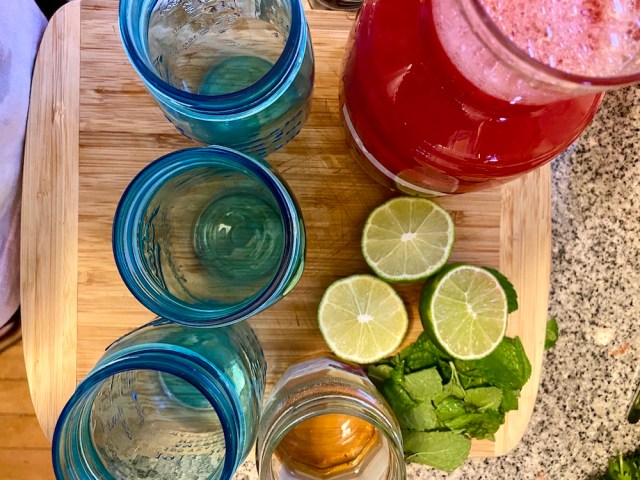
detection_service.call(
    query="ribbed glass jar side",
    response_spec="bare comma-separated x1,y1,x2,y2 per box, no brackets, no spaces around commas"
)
112,146,306,327
118,0,315,155
52,320,266,479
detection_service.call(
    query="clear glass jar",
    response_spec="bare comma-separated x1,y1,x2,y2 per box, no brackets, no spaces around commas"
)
112,146,306,327
119,0,315,157
256,356,406,479
52,319,266,479
340,0,640,195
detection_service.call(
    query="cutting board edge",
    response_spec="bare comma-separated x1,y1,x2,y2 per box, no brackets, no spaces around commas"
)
20,0,81,440
19,1,551,462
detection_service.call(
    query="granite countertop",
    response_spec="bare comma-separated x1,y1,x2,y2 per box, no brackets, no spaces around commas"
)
234,86,640,479
416,86,640,479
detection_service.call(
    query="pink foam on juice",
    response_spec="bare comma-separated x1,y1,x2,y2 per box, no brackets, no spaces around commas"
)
482,0,640,76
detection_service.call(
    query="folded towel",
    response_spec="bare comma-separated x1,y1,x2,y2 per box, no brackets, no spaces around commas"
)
0,0,47,329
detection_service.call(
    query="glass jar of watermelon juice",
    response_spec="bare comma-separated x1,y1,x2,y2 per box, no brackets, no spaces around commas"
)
341,0,640,195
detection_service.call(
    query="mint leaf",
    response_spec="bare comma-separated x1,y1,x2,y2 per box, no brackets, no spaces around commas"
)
482,266,518,313
465,387,503,411
545,318,559,350
435,379,466,404
442,409,504,441
598,448,640,480
389,363,405,384
397,402,441,431
368,364,394,387
454,337,531,391
457,370,489,389
434,362,467,405
603,452,640,480
404,431,471,473
381,378,416,413
398,333,452,372
434,397,467,422
500,390,520,413
404,368,443,402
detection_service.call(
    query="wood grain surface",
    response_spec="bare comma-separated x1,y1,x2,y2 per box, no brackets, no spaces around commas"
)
21,0,550,460
21,0,80,440
0,342,54,480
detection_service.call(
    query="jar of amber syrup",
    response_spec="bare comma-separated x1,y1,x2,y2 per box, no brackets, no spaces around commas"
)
256,355,406,479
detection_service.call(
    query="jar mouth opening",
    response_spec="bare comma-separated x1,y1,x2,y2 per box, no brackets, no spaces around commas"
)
112,146,304,327
258,396,406,480
466,0,640,88
118,0,307,114
52,347,243,479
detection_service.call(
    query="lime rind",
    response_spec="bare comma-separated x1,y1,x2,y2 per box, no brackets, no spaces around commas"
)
424,265,508,360
362,197,455,283
318,274,409,364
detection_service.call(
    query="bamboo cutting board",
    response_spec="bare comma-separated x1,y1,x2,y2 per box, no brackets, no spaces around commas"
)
21,0,550,460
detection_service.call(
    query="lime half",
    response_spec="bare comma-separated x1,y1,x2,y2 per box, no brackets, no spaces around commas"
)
420,264,509,360
362,197,454,282
318,275,409,364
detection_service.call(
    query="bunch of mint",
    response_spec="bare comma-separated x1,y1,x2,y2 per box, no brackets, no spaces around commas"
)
368,333,531,473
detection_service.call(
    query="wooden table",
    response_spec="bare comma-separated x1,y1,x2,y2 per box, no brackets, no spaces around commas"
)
21,0,550,461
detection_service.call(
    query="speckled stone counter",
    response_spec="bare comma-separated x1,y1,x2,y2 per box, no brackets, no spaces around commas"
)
233,86,640,480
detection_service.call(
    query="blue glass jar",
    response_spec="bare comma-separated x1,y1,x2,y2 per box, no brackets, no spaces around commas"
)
112,146,306,327
52,319,266,479
119,0,315,157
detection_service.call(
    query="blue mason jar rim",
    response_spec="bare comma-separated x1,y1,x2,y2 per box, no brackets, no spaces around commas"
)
112,146,304,327
52,345,245,479
118,0,308,116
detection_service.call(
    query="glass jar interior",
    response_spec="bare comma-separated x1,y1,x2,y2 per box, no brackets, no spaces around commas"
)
140,165,286,307
147,0,292,95
268,413,397,479
89,369,226,478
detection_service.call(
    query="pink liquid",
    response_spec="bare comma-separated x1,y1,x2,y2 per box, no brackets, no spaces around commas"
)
340,0,606,194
